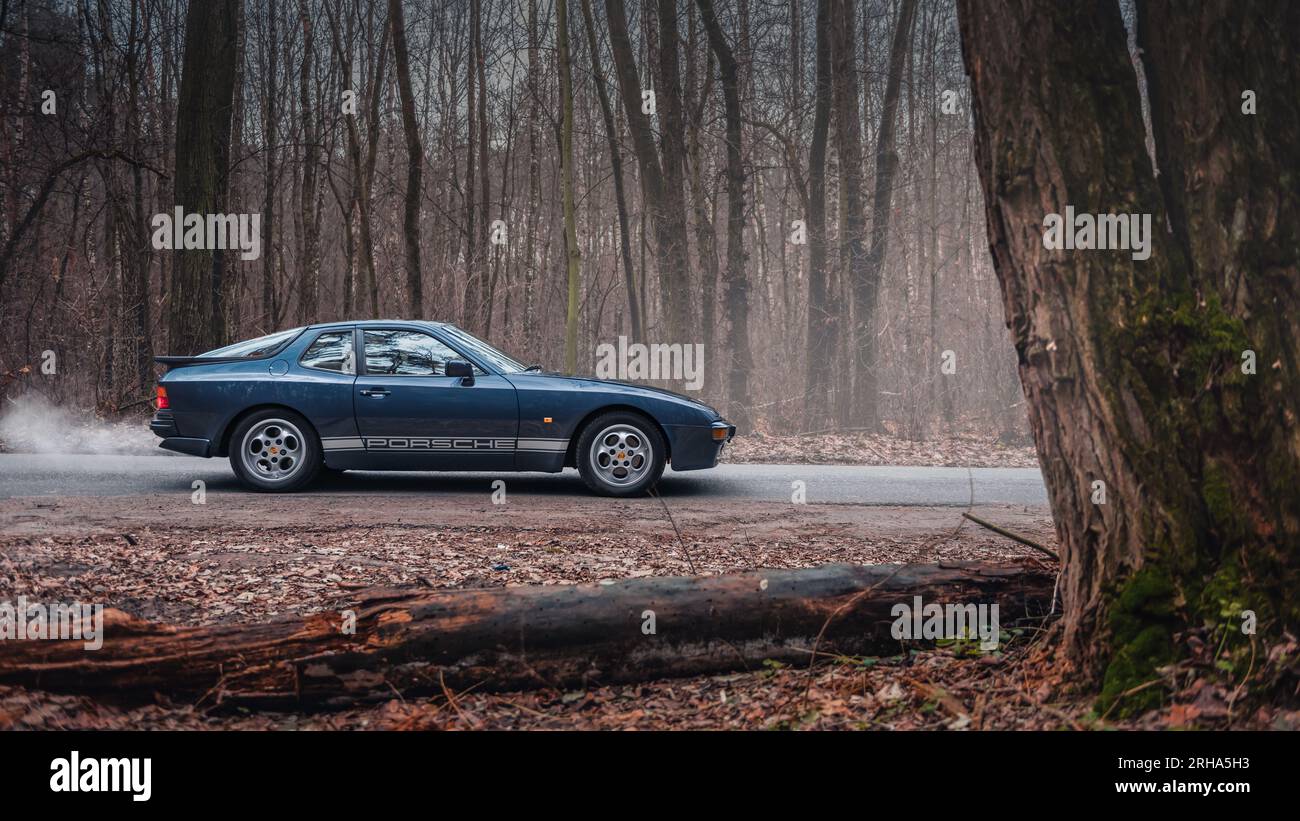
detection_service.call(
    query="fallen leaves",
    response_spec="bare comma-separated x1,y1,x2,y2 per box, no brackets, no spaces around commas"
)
13,484,1281,731
0,640,1116,731
724,431,1038,468
0,512,1052,628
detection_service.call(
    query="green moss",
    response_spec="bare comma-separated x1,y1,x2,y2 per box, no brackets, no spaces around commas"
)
1097,565,1179,717
1124,564,1171,606
1105,288,1247,413
1099,544,1276,718
1199,562,1247,621
1201,459,1250,545
1099,625,1175,715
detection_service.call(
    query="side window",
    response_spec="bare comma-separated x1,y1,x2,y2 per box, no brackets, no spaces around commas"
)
364,330,467,376
300,331,355,374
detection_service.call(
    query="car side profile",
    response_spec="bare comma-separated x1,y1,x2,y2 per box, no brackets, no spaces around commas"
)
149,320,736,496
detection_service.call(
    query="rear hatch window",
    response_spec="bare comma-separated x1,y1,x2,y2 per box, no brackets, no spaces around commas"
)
200,328,303,359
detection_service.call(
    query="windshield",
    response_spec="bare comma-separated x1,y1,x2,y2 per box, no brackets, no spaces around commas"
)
200,327,303,358
438,325,527,373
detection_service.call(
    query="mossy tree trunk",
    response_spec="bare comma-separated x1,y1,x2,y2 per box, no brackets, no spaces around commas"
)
958,0,1300,711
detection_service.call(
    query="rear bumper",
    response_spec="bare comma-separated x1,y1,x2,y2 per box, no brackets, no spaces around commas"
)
667,420,737,471
159,437,212,457
150,410,178,438
152,411,211,457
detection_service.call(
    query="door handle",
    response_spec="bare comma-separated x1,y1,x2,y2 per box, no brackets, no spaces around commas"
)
359,388,391,397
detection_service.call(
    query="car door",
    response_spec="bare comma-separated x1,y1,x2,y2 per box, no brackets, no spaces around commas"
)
353,327,519,470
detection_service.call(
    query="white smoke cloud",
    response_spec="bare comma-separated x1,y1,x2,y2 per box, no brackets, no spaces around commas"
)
0,394,161,455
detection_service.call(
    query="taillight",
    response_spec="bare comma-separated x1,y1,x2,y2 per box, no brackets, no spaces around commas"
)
155,385,170,410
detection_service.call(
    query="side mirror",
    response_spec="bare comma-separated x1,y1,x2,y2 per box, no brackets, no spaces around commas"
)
446,360,474,382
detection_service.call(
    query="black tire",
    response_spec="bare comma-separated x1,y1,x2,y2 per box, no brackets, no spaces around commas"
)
575,411,666,497
228,408,323,493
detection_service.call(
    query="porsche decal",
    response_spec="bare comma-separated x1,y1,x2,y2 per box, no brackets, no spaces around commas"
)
320,436,567,453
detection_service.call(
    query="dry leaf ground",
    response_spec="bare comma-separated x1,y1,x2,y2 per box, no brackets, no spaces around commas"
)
723,430,1038,468
1,489,1290,730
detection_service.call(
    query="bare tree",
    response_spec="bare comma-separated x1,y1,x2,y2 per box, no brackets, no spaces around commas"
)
854,0,916,429
605,0,697,343
804,0,834,425
260,0,279,331
389,0,424,316
558,0,581,371
523,0,543,354
326,0,387,318
697,0,752,426
296,0,321,324
169,0,241,354
581,0,644,343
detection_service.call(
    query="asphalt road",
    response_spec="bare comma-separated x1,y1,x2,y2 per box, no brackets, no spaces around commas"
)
0,453,1047,506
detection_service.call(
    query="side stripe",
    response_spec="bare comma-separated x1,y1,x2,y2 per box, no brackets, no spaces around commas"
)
515,438,568,452
320,437,364,451
321,436,568,453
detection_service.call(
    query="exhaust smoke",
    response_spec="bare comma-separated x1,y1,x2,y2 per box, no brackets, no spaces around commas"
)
0,394,161,455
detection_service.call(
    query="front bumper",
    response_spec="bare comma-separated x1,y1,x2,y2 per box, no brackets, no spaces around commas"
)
668,419,737,471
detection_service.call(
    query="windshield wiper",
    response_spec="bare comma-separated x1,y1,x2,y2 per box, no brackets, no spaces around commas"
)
523,364,543,372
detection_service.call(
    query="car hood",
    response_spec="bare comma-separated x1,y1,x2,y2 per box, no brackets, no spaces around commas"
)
514,372,721,418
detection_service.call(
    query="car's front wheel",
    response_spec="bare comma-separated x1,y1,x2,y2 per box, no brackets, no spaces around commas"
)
575,412,666,497
229,409,322,492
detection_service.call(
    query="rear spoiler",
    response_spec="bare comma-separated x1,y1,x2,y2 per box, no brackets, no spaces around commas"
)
154,355,253,370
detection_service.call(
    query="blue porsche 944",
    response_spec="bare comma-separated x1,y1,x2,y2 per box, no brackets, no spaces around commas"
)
150,320,736,496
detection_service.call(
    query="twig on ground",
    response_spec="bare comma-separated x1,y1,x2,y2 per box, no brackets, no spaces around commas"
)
961,512,1058,561
439,670,478,728
649,488,697,574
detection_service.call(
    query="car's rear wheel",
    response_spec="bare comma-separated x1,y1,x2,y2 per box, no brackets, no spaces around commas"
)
229,409,322,492
575,412,666,497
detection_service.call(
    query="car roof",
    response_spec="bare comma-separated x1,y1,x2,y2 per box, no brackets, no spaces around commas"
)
305,319,450,332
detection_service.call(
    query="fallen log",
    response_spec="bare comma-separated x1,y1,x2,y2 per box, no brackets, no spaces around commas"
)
0,562,1054,709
